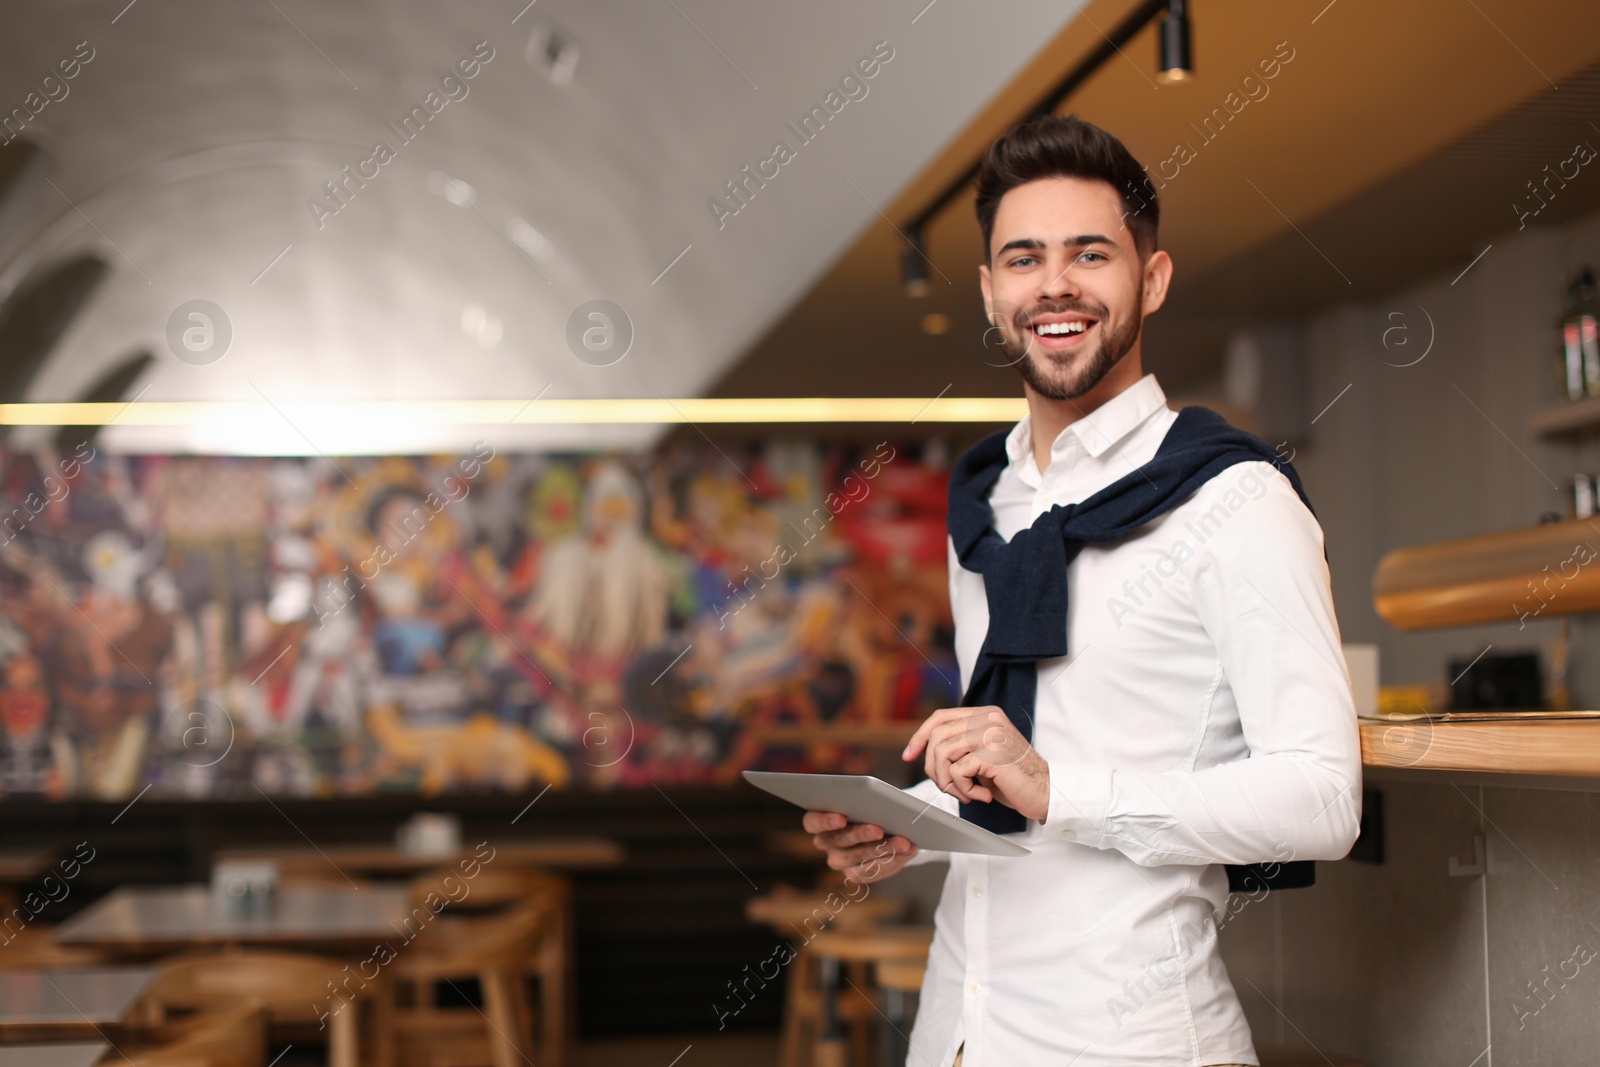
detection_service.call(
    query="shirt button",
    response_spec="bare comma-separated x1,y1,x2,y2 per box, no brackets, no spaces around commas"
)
971,885,984,898
1060,828,1076,840
970,980,982,995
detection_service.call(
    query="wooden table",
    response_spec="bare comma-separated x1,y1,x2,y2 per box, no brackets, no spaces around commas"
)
0,849,60,913
53,886,414,956
0,1044,108,1067
0,967,155,1043
213,836,624,878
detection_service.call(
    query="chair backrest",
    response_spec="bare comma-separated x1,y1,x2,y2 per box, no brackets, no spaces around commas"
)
146,950,374,1025
405,897,552,972
120,1001,267,1067
407,864,570,913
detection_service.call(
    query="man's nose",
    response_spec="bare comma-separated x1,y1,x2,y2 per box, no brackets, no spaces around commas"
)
1036,254,1083,301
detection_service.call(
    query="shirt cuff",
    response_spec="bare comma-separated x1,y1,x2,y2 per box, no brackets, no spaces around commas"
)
1042,761,1112,845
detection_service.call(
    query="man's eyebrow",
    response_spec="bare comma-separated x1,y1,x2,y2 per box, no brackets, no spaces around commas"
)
995,237,1045,256
994,234,1116,256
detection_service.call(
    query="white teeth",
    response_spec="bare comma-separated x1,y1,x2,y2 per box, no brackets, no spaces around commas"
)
1033,321,1089,336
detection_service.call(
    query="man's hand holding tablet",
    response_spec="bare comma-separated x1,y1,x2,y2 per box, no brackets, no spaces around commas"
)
802,810,918,885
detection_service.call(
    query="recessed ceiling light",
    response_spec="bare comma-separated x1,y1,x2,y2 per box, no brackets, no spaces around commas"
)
461,303,503,348
506,217,557,264
921,312,951,335
426,170,477,206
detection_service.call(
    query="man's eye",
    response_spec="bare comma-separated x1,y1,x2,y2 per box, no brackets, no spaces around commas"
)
1075,252,1107,264
1009,256,1039,268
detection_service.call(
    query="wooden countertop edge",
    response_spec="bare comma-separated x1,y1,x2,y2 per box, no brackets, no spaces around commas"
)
1360,717,1600,776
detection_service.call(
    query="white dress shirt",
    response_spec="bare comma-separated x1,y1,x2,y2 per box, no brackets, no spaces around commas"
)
901,373,1362,1067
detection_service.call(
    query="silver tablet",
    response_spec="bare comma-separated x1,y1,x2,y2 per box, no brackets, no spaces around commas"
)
743,770,1031,858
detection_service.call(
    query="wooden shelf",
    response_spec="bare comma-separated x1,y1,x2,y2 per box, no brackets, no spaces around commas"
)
1532,394,1600,438
1361,715,1600,776
1372,516,1600,629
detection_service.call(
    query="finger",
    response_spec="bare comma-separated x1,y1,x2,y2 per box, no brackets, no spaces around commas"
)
926,720,965,784
846,855,904,884
846,838,916,882
927,713,982,781
903,712,943,760
802,811,847,834
816,822,885,851
936,756,965,801
947,751,984,801
904,707,961,761
826,840,900,872
929,730,975,796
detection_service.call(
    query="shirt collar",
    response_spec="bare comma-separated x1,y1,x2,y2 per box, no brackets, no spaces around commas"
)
1004,373,1169,475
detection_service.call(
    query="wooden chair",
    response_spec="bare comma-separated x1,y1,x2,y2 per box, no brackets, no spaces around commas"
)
138,949,394,1067
403,865,573,1067
802,925,933,1067
391,895,552,1067
745,886,910,1067
113,1001,268,1067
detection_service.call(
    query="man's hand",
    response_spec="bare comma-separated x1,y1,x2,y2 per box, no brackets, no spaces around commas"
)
903,705,1050,822
802,811,917,884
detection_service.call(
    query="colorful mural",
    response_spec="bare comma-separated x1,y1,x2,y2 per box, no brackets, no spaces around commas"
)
0,439,958,800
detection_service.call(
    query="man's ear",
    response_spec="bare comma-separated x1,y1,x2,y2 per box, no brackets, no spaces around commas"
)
1141,250,1173,317
978,262,993,321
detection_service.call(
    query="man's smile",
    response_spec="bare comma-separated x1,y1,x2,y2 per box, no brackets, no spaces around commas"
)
1026,313,1099,351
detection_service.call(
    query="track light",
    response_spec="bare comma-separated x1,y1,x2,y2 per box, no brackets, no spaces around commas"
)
1156,0,1193,84
901,231,930,298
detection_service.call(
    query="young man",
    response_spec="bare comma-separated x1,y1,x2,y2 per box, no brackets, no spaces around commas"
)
803,116,1361,1066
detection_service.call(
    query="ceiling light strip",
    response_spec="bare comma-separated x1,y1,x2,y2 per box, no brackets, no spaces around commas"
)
0,398,1026,426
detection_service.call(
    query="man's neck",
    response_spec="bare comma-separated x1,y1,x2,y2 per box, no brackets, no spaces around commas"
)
1025,352,1145,476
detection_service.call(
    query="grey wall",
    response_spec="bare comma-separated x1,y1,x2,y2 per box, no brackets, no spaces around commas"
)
1217,209,1600,1066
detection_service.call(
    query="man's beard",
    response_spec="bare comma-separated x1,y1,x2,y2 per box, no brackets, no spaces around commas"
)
994,286,1143,401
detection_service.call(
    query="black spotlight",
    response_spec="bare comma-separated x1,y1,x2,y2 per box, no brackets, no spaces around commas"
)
901,231,930,298
1157,0,1193,84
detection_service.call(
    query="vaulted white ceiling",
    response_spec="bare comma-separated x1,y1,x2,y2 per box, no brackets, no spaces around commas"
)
0,0,1085,453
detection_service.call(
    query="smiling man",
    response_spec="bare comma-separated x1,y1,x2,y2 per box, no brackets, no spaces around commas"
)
803,116,1361,1066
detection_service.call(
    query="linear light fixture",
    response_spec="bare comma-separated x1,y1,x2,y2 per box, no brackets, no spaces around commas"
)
0,397,1028,426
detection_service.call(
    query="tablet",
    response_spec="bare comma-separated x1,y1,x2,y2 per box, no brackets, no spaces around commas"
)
743,770,1031,858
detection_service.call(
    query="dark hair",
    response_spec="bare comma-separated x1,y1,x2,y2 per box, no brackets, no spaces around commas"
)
974,114,1158,260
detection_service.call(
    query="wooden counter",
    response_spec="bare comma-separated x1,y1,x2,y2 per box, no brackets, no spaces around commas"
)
1360,713,1600,777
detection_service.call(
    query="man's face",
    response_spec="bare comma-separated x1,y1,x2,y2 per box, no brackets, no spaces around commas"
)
979,177,1170,401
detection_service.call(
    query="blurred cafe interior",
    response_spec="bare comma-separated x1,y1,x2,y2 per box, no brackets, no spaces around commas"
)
5,1,1600,1065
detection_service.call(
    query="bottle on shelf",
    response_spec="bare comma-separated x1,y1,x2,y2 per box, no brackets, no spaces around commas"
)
1559,274,1583,401
1575,267,1600,398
